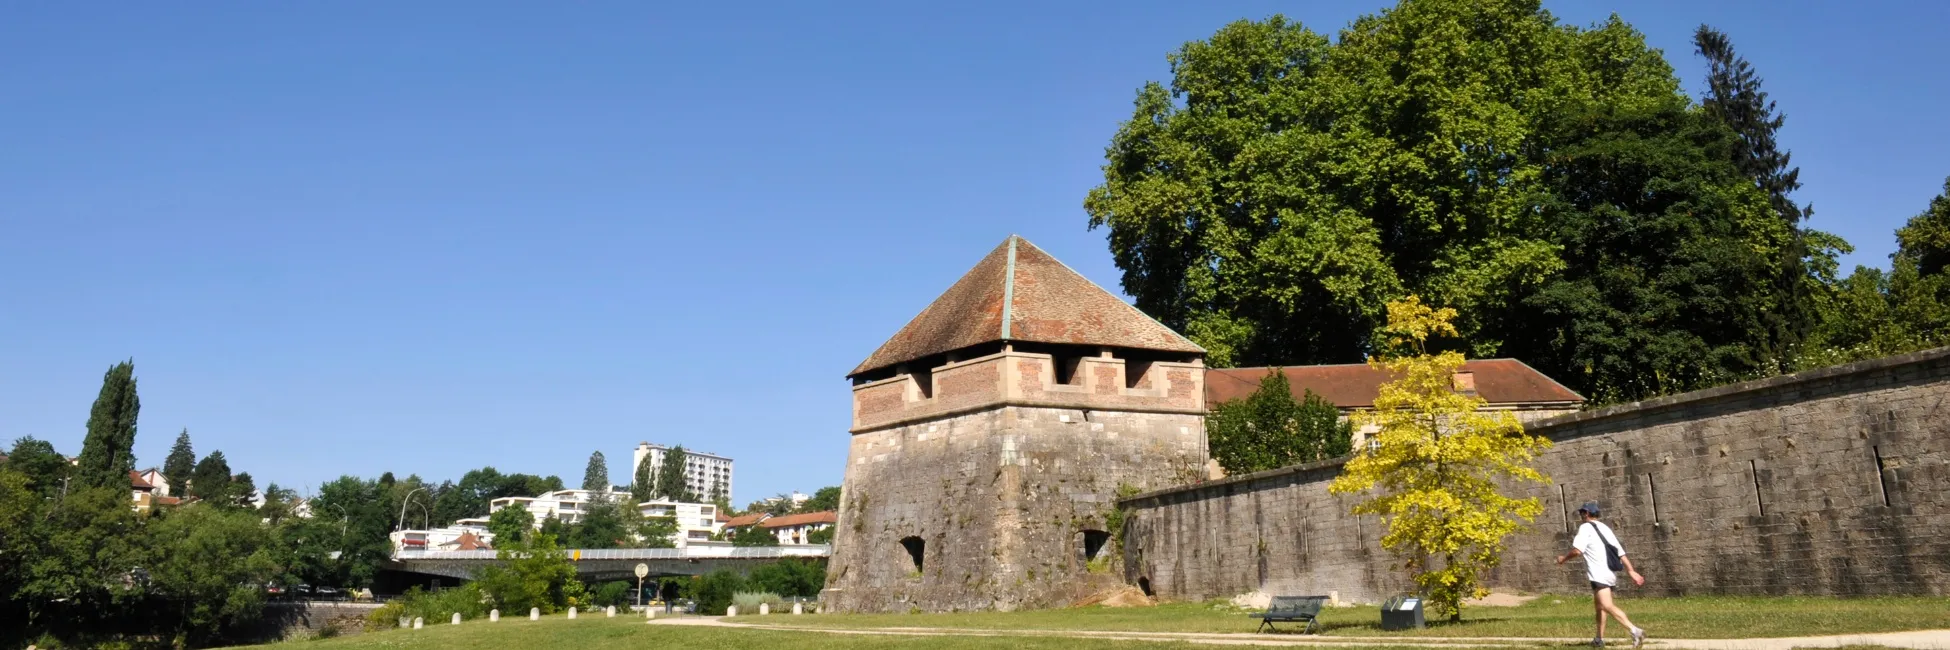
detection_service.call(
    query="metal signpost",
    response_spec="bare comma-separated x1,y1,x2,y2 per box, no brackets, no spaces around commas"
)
634,563,650,608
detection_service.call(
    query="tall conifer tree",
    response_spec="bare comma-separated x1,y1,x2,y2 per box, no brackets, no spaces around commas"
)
163,429,195,486
189,450,233,502
630,455,654,503
76,360,140,490
581,451,609,493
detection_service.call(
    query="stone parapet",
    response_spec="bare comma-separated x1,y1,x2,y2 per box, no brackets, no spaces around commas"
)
851,351,1204,433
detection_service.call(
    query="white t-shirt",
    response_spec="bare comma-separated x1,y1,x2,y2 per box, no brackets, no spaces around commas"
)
1572,520,1626,585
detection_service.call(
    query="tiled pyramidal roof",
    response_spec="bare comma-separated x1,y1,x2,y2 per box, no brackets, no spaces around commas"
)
849,235,1203,377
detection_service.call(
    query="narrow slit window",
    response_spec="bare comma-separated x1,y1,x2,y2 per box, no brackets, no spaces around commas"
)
1646,473,1659,525
1873,446,1892,507
900,536,926,573
1749,460,1765,517
1558,484,1571,533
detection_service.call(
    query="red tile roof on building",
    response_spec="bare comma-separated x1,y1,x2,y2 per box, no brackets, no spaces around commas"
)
758,511,837,528
724,513,769,528
156,496,182,506
716,510,731,523
451,531,491,551
1205,359,1584,409
129,471,154,490
849,236,1203,377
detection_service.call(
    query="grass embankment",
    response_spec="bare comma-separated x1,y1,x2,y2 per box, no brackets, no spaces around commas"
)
244,614,1418,649
761,595,1950,640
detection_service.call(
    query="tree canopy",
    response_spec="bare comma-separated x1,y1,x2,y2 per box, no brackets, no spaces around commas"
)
1207,371,1351,474
76,361,140,490
1085,2,1840,401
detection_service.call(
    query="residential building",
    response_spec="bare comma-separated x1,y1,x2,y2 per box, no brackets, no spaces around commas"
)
489,489,606,526
720,511,837,545
136,468,172,497
635,499,724,546
391,521,495,554
630,442,733,501
760,511,836,545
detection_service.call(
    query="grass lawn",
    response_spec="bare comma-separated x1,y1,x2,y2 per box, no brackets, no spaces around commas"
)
239,615,1426,649
760,595,1950,640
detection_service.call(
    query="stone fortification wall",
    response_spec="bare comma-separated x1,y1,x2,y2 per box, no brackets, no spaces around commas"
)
1121,349,1950,603
825,404,1205,612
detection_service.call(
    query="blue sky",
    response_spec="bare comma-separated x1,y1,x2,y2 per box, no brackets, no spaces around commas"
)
3,2,1946,507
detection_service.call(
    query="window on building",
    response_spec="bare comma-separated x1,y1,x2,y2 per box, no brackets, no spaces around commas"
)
900,536,926,573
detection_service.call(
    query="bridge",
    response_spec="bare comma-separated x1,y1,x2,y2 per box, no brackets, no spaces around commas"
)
388,544,831,581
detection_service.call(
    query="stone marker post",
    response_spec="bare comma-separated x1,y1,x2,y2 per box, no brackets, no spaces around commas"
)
793,602,803,615
726,605,737,617
412,617,423,630
529,607,540,621
646,608,656,620
606,605,616,617
567,606,577,619
451,613,461,625
759,603,769,615
490,609,500,622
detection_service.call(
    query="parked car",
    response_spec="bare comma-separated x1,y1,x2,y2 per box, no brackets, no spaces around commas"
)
294,584,313,599
314,586,342,601
264,583,285,597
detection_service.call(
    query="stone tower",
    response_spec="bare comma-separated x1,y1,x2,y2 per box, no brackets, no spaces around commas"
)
823,235,1208,612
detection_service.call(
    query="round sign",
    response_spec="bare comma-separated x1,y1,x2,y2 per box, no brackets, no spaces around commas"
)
634,563,650,579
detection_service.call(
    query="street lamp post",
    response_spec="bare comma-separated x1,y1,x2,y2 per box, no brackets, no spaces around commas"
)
396,487,428,532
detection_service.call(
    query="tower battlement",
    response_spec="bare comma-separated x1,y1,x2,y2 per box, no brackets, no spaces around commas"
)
851,346,1204,433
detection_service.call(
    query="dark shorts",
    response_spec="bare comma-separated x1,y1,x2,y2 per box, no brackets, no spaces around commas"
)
1590,581,1615,592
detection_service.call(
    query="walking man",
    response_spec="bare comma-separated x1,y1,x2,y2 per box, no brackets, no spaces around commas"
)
1556,501,1646,648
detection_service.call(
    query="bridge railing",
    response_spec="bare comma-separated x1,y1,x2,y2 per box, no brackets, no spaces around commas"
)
393,544,830,561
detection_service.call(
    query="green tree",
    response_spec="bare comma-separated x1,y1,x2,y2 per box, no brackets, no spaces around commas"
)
17,485,148,639
1083,3,1830,400
487,505,534,547
746,558,825,598
689,569,746,615
630,455,655,503
635,515,679,549
75,361,140,490
6,437,71,498
189,450,233,503
1329,297,1552,621
475,533,580,614
1694,24,1822,362
581,451,609,493
728,525,779,547
807,527,833,545
798,486,841,514
570,494,631,549
147,504,280,647
1807,177,1950,363
653,446,693,502
163,429,195,490
1207,370,1352,474
1506,99,1798,400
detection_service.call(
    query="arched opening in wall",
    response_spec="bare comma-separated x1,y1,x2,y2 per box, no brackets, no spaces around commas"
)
1137,577,1154,597
1080,529,1111,563
900,536,926,574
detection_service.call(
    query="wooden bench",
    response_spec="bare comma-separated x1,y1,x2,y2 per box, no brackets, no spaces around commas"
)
1249,595,1328,633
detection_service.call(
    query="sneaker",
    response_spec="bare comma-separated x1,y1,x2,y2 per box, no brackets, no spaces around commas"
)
1630,627,1645,649
1591,638,1605,648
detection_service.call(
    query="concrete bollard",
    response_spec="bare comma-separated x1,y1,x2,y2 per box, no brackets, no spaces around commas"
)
606,605,616,618
646,607,656,620
793,602,803,615
490,609,500,622
726,605,737,617
759,603,769,615
530,607,540,621
452,613,462,625
568,606,578,619
413,617,424,630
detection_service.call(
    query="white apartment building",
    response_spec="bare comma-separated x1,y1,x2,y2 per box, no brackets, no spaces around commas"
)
636,499,725,547
486,489,726,548
630,442,733,501
390,521,494,553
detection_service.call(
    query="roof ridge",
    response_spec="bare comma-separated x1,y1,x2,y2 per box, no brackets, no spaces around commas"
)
1000,235,1018,341
1011,237,1203,351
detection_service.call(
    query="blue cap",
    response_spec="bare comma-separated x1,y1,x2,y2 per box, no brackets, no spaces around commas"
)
1578,501,1601,516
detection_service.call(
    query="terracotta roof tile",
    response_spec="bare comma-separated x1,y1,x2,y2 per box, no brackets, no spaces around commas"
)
850,236,1202,377
1206,359,1584,409
724,513,769,528
452,531,491,551
758,511,837,528
129,470,154,490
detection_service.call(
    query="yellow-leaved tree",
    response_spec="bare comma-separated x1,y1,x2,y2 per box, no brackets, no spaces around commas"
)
1328,296,1552,621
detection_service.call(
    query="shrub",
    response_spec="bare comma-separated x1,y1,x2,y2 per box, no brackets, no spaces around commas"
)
379,585,491,626
731,591,784,613
746,558,826,598
365,602,407,632
588,581,634,609
691,569,746,615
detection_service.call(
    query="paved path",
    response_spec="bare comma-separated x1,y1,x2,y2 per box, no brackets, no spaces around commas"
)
682,617,1950,649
